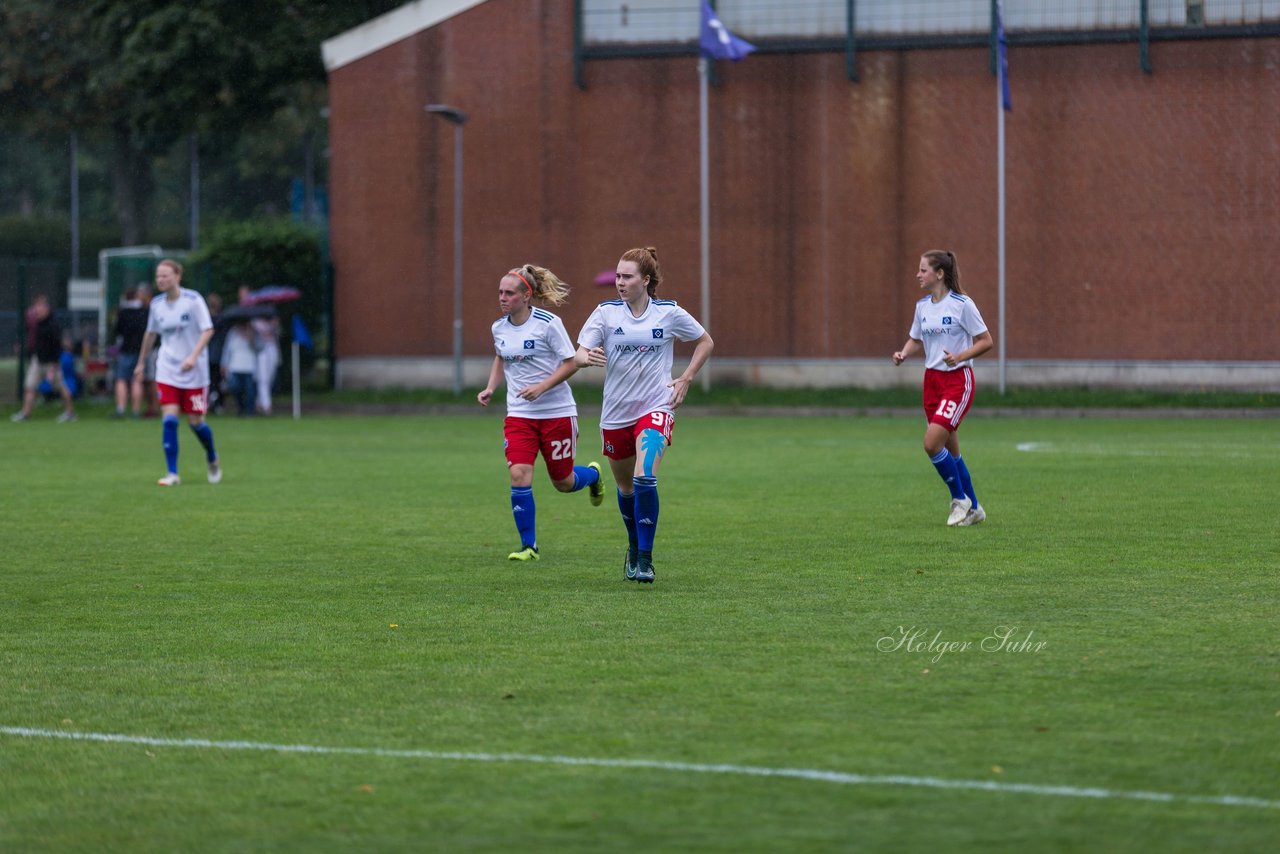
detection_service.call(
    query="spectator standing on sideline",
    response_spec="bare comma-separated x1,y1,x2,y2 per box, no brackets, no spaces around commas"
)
574,247,714,584
478,264,603,561
221,319,259,416
236,285,279,415
137,285,159,417
112,286,149,418
205,292,227,414
134,259,221,486
892,249,993,527
11,294,77,423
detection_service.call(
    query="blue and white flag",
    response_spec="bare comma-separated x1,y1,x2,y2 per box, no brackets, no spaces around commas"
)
996,0,1012,111
699,1,755,62
292,314,314,350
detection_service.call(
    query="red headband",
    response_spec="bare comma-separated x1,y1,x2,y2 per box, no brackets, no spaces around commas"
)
509,269,533,292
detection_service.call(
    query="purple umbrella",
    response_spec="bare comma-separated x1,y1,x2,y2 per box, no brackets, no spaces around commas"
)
242,285,302,305
594,270,616,287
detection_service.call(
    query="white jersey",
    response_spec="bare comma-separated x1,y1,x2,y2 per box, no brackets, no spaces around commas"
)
147,288,213,388
909,291,989,371
578,298,706,429
491,307,578,419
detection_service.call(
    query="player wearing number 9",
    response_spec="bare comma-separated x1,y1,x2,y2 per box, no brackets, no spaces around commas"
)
478,264,604,562
574,247,715,584
891,250,994,527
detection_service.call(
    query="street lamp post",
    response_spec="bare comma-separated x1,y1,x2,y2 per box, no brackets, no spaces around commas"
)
425,104,468,395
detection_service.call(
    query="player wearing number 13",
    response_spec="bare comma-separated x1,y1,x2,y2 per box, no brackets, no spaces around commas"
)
892,250,993,527
575,247,715,584
134,259,220,487
478,265,603,562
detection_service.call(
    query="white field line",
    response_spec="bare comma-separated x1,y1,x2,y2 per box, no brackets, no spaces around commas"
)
1013,441,1278,458
3,726,1277,810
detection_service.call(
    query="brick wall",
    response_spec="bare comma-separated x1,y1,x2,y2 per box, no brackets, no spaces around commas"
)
327,0,1279,364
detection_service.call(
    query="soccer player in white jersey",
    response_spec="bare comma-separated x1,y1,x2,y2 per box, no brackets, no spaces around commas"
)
892,250,993,526
575,247,714,583
478,264,603,561
133,259,221,487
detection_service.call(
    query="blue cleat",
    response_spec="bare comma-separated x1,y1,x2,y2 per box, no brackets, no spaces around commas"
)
623,546,639,581
635,555,655,584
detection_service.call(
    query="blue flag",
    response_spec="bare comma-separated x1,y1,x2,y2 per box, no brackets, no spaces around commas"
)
292,314,314,350
700,1,755,62
996,0,1012,111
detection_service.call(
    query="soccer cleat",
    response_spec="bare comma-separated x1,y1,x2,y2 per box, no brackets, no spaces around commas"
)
56,411,77,423
958,504,986,527
508,545,539,561
623,546,639,581
207,460,223,484
10,412,29,422
947,496,973,526
587,462,604,506
635,555,655,584
157,473,181,487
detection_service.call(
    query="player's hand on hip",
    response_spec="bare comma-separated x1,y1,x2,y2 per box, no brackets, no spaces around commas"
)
667,377,691,408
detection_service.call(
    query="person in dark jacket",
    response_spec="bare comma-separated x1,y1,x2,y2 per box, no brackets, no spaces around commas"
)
11,294,76,423
112,287,150,418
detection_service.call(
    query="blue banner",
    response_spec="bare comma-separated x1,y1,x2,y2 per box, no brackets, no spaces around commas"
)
700,1,756,62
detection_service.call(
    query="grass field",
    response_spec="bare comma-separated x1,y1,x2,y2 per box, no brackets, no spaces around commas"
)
2,407,1278,851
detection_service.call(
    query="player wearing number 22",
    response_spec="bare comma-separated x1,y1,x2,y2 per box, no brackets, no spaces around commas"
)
478,264,604,562
134,259,221,487
892,250,993,527
575,247,714,584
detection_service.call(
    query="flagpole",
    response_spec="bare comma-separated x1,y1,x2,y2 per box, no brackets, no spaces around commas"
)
997,66,1006,395
698,55,712,393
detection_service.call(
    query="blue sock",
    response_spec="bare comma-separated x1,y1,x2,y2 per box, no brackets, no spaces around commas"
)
190,422,217,463
511,486,536,548
569,464,599,493
954,455,979,508
633,475,659,554
929,449,967,501
162,416,179,474
617,489,638,548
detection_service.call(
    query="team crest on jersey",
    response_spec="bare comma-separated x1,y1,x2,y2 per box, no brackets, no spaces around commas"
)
652,328,664,339
523,340,535,349
181,313,190,322
942,317,953,325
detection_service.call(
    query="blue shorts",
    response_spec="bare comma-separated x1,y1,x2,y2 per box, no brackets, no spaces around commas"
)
114,352,140,382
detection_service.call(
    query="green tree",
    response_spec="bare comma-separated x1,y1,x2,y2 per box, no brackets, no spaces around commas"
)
0,0,397,243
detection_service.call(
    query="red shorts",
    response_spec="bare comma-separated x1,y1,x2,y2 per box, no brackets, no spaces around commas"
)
601,410,675,460
504,416,578,481
157,383,208,415
923,367,974,432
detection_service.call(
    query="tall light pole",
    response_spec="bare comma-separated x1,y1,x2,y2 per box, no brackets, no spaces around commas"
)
426,104,468,395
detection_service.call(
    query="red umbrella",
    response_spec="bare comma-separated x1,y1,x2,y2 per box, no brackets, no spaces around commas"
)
593,270,616,287
242,285,302,305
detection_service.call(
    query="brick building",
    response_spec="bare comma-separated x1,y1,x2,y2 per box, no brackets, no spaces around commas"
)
322,0,1279,389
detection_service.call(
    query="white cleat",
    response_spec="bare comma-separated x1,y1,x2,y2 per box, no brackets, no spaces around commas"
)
207,460,222,484
157,473,181,487
957,504,986,527
947,496,973,526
